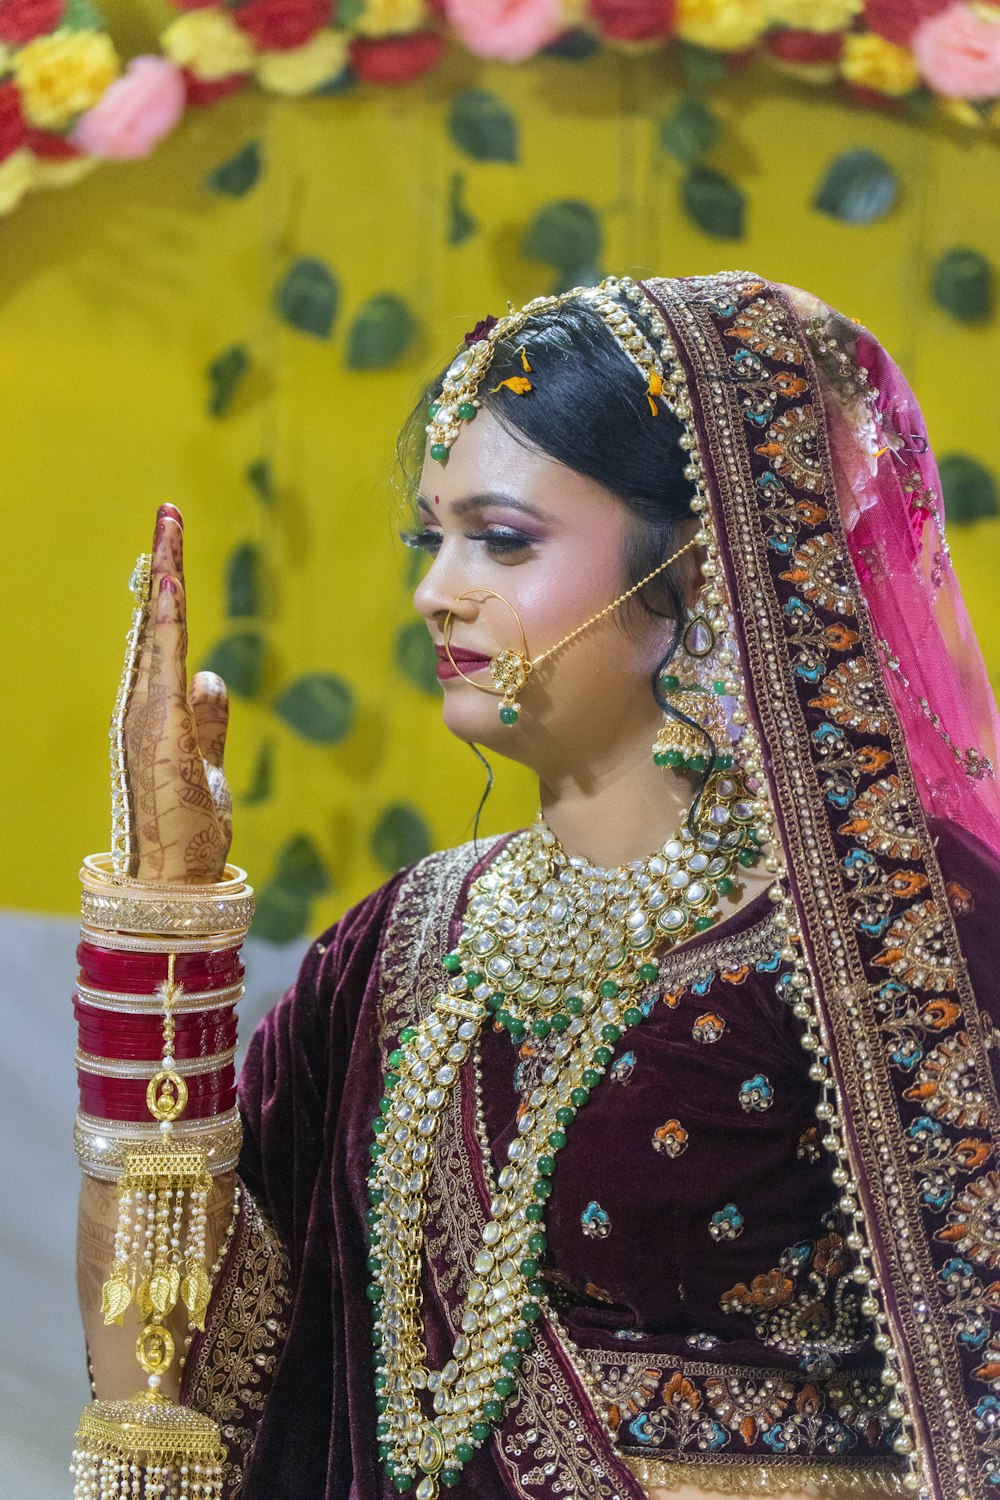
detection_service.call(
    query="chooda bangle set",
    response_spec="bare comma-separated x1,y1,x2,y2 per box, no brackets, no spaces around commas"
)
71,857,253,1500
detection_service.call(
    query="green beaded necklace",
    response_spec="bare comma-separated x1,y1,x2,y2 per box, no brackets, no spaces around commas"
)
366,770,761,1497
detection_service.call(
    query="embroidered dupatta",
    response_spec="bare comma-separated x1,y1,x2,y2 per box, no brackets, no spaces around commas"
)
640,274,1000,1498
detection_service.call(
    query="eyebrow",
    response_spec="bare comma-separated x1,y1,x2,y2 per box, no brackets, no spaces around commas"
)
416,490,554,523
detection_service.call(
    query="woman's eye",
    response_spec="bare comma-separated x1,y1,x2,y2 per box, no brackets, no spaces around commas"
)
471,528,535,556
400,529,442,552
400,527,533,557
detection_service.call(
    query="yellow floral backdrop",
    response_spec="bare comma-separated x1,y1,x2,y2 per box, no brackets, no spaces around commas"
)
2,3,998,937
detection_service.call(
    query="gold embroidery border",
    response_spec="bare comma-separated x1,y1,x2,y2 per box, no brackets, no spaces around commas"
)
181,1185,292,1500
648,273,996,1500
623,1454,907,1496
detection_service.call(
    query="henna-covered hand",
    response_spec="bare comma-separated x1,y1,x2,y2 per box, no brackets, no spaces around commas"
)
124,506,233,884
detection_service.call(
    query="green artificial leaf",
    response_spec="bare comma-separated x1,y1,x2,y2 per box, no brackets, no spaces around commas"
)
681,167,745,239
371,804,432,873
275,834,330,896
274,673,354,742
275,257,339,339
938,454,1000,525
813,149,898,224
395,620,439,694
346,294,417,370
246,457,273,504
206,345,250,417
933,249,993,323
522,201,602,273
447,172,477,247
679,42,727,86
226,542,260,618
542,31,599,59
205,141,263,198
63,0,102,29
449,90,518,163
242,740,273,805
251,882,312,944
661,96,719,167
336,0,365,21
200,631,264,698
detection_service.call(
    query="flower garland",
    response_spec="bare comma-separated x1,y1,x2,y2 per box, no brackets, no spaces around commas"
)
1,0,999,218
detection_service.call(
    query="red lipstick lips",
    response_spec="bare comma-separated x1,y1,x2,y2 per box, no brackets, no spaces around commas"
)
435,644,491,682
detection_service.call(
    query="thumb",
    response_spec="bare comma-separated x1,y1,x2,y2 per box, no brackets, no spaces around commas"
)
190,671,229,769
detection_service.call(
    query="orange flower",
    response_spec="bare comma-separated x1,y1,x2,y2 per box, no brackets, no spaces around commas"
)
814,1233,846,1277
662,1373,701,1410
889,869,930,900
856,745,892,774
947,881,973,915
955,1138,993,1170
824,623,861,650
794,499,829,525
920,997,962,1030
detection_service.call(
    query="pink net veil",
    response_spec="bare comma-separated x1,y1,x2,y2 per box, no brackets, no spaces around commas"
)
782,285,1000,862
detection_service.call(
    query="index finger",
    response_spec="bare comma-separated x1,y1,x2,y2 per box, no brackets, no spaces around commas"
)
132,505,185,716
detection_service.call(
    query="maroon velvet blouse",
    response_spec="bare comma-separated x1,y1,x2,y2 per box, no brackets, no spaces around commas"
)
192,816,1000,1497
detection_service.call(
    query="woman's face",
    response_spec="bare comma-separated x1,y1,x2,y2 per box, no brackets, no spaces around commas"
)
411,410,690,781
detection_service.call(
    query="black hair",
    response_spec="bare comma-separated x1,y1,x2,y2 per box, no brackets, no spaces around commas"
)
397,289,717,806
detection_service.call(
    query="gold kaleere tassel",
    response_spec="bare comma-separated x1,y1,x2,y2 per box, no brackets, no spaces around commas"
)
73,958,226,1500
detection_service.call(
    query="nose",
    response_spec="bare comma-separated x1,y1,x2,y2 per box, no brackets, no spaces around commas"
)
412,546,479,633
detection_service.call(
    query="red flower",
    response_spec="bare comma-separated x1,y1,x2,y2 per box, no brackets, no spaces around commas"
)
0,80,28,164
25,128,81,159
0,0,63,45
766,28,843,65
589,0,675,42
464,315,499,344
233,0,331,51
862,0,950,47
182,69,251,107
350,31,446,85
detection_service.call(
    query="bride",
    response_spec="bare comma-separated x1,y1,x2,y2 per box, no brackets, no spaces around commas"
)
74,273,1000,1500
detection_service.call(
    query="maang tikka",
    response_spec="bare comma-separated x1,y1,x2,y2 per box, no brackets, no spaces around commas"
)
442,537,701,727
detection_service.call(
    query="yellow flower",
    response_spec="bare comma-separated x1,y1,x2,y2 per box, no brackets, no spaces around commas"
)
14,29,120,130
256,30,349,96
767,0,860,31
676,0,768,52
162,10,256,82
0,148,35,216
840,31,920,96
354,0,426,38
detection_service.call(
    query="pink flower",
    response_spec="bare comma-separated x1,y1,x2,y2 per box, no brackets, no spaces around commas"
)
912,3,1000,98
444,0,565,61
70,55,185,161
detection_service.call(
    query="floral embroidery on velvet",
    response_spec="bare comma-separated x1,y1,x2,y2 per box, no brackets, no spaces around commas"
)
693,1011,726,1043
581,1200,612,1239
754,405,824,494
719,1221,867,1376
725,296,802,364
808,656,892,738
652,1118,689,1156
839,774,923,860
903,1032,988,1129
739,1074,774,1112
709,1204,744,1242
872,899,956,991
936,1173,1000,1269
780,533,856,614
611,1049,636,1084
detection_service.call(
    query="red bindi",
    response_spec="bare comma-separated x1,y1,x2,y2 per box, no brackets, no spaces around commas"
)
433,494,440,506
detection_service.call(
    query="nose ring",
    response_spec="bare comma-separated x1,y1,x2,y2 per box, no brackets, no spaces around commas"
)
442,591,531,727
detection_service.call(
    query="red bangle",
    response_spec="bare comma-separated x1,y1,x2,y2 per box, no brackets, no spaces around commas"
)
77,1066,237,1121
73,999,237,1060
76,942,244,993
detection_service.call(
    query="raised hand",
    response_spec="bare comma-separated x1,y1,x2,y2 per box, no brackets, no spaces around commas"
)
123,505,233,884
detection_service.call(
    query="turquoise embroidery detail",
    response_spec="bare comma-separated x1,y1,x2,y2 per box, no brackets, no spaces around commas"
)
581,1201,611,1239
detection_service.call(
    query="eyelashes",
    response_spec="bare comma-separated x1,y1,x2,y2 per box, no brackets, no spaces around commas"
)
400,527,535,557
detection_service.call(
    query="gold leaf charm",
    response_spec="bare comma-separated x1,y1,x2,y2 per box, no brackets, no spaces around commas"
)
149,1264,180,1318
100,1268,132,1327
181,1264,212,1331
136,1275,153,1322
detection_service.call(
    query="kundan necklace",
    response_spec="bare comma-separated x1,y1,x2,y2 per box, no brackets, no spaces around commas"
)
366,769,762,1497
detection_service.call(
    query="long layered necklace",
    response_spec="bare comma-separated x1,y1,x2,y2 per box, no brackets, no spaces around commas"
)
366,770,762,1497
